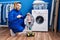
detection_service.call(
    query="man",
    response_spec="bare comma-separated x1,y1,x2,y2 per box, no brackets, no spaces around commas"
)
8,2,25,36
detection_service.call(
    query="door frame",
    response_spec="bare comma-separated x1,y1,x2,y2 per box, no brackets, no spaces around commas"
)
54,0,59,33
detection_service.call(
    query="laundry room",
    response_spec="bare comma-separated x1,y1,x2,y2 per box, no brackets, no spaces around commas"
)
0,0,60,40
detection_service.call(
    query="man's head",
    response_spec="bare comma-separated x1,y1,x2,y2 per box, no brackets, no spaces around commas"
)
14,2,21,10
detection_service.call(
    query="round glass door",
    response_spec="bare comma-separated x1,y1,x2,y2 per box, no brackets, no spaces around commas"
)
36,16,44,24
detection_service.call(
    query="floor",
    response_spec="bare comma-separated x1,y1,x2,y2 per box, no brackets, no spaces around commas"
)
0,28,60,40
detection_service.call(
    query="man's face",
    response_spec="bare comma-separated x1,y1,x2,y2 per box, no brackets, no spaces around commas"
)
16,3,21,10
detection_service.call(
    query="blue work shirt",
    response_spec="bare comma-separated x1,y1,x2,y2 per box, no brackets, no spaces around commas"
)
8,9,26,33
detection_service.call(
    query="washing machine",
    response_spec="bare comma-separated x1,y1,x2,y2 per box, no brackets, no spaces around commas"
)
32,10,48,31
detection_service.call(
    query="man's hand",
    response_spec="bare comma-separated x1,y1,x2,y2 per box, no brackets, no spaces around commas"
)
17,15,22,18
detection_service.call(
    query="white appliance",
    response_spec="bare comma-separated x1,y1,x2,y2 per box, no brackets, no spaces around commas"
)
32,10,48,31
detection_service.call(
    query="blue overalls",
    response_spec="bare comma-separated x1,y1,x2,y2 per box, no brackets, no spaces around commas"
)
8,9,25,33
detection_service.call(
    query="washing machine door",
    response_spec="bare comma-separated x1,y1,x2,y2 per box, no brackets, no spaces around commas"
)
36,16,44,24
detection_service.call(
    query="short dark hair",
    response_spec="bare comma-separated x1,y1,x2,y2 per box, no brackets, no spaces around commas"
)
14,2,21,5
16,2,21,4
